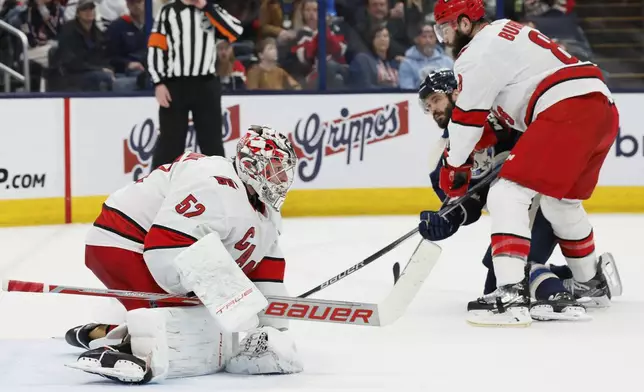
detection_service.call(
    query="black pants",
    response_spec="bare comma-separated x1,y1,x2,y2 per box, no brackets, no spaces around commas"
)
152,75,224,169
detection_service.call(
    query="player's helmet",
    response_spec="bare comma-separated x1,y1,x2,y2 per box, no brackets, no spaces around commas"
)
235,126,297,211
433,0,485,42
418,68,458,114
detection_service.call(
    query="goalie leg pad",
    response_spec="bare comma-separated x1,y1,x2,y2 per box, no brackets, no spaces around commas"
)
225,326,303,375
173,232,268,333
127,306,233,382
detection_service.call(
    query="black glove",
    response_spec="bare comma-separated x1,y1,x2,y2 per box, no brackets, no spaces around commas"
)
418,207,464,241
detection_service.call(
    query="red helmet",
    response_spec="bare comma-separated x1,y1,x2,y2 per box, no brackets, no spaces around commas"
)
434,0,485,24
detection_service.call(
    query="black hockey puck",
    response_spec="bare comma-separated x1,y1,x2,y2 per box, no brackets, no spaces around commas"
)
392,262,401,284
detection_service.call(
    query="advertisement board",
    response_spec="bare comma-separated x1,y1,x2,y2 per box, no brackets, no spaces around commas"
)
70,94,443,197
0,98,65,226
598,94,644,186
0,99,65,200
2,91,644,226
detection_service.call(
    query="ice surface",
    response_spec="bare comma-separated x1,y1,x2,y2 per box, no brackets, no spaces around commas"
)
1,215,643,392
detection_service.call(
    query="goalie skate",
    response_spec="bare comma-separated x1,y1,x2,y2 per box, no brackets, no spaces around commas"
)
530,292,591,322
66,342,152,384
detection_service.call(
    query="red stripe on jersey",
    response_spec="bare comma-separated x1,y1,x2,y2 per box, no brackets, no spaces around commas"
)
491,234,531,260
94,204,147,244
558,231,595,259
525,64,605,126
247,257,285,282
452,106,489,128
144,225,197,251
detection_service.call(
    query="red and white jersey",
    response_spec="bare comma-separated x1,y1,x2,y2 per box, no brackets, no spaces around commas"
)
446,19,611,167
86,152,286,296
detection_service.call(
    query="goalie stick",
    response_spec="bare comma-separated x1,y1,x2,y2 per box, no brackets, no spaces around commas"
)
297,163,503,298
2,239,441,327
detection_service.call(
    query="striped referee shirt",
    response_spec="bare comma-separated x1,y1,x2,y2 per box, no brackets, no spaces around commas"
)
147,1,243,85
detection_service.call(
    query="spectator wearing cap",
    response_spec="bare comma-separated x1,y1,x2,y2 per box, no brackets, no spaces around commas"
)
64,0,128,30
398,22,453,89
56,0,116,90
105,0,146,91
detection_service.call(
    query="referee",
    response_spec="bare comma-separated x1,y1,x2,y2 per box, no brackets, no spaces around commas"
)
147,0,243,168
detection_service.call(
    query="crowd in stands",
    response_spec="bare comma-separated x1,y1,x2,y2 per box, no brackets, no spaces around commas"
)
0,0,595,93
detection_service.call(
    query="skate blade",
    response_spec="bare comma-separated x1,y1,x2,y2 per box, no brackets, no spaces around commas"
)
577,296,611,309
466,307,532,327
600,253,622,297
530,305,592,322
66,362,145,383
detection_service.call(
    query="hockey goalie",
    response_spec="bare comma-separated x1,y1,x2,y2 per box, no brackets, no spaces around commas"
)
64,126,303,383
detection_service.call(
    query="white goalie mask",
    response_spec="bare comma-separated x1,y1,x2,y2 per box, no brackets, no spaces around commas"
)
235,126,297,211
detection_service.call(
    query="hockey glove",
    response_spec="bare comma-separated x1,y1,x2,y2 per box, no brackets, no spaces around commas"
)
418,208,465,241
439,156,472,198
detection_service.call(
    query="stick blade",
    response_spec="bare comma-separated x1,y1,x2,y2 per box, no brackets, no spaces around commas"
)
378,239,442,326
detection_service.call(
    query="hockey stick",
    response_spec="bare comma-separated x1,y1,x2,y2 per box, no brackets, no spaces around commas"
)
2,239,441,327
298,163,503,298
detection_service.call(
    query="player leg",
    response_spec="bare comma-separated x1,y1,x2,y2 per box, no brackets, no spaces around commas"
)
466,177,535,326
540,196,622,308
67,306,231,384
519,93,621,308
65,242,182,350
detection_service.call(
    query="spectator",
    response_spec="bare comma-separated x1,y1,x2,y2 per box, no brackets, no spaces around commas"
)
348,25,399,89
64,0,127,30
258,0,298,45
246,37,301,90
105,0,146,91
216,40,246,91
401,0,435,32
398,22,453,90
289,0,347,88
11,0,64,68
56,0,115,90
352,0,409,58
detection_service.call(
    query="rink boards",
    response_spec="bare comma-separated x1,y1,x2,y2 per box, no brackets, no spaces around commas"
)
1,93,643,226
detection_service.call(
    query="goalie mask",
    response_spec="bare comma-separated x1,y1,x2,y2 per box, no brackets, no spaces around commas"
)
236,126,297,211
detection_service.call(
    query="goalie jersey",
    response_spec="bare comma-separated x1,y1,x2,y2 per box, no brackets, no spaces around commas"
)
85,152,287,300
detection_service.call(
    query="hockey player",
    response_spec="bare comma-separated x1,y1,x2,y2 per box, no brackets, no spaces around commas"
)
432,4,621,326
64,126,303,383
417,68,594,321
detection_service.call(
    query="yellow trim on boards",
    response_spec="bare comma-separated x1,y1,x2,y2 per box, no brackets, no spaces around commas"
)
1,186,644,227
0,197,66,227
